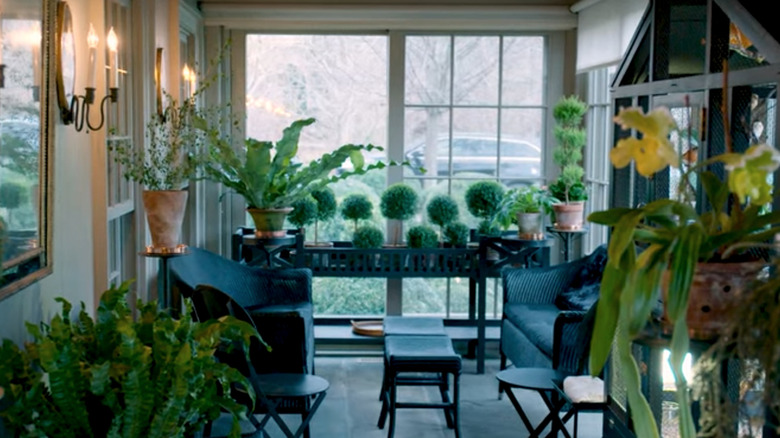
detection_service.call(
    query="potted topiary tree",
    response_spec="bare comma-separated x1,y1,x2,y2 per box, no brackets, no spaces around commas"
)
406,225,439,249
353,225,384,249
465,181,504,237
380,183,419,247
340,193,373,234
550,95,589,230
310,188,337,247
426,194,459,245
443,222,469,248
288,196,318,239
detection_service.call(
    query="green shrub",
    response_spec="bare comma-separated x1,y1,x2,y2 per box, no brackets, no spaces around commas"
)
353,225,384,249
341,194,373,232
476,219,501,237
288,196,318,229
465,181,504,220
407,225,439,249
310,188,337,243
380,183,418,221
444,222,470,247
426,195,459,228
551,95,588,203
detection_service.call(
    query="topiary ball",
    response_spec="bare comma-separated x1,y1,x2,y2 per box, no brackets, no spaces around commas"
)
465,181,505,219
0,182,27,210
444,222,470,247
380,183,419,221
288,196,318,229
311,188,337,222
353,225,384,249
341,194,373,223
426,195,459,228
407,225,439,249
477,219,501,237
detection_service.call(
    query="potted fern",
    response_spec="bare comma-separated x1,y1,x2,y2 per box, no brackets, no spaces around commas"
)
0,282,260,438
201,118,398,239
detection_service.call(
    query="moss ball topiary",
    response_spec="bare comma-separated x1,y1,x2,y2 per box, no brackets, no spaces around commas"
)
341,194,373,231
380,183,419,221
426,195,459,228
407,225,439,249
444,222,470,247
353,225,384,249
288,196,318,229
477,219,501,237
465,181,505,220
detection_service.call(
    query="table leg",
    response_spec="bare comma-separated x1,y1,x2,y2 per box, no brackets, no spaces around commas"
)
476,267,487,374
504,388,538,436
158,258,170,311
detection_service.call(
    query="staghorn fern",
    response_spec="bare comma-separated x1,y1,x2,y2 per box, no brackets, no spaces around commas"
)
0,281,261,438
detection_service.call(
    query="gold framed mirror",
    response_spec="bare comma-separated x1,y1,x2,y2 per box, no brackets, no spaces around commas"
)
0,0,54,299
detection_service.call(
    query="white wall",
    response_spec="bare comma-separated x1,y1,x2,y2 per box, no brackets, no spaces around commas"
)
0,0,183,344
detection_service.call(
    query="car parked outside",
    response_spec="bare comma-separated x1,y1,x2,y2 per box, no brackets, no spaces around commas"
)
405,134,541,179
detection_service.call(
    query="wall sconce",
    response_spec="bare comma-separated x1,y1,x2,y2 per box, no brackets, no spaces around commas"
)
56,1,119,133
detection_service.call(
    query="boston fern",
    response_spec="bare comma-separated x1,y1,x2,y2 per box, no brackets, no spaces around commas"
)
200,117,407,209
0,282,260,438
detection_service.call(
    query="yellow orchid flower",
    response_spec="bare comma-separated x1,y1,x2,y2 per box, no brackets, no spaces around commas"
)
611,107,680,177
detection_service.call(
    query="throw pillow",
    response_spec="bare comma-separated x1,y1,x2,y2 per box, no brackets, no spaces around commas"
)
555,282,600,311
568,245,608,290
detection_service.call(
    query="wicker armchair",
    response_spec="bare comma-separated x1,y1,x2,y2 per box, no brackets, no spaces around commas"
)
169,247,314,375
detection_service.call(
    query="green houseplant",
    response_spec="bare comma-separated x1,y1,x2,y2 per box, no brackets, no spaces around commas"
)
341,193,373,233
493,184,557,239
550,95,589,229
107,91,207,252
353,225,384,249
310,188,337,246
426,195,459,243
444,222,469,248
288,196,318,234
201,117,392,238
380,183,419,246
588,106,780,438
0,282,261,438
465,181,505,236
407,225,439,249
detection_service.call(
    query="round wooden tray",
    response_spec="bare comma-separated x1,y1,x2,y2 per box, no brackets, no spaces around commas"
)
351,320,384,337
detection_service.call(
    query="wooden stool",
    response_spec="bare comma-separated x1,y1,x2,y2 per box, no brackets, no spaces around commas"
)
377,335,462,438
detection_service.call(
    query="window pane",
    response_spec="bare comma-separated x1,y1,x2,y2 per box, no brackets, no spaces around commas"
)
245,34,389,243
314,277,385,316
404,107,450,178
452,108,498,178
502,37,545,105
500,108,543,182
453,36,499,105
405,36,451,105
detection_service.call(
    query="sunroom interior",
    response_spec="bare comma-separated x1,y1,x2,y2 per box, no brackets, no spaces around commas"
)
1,0,779,436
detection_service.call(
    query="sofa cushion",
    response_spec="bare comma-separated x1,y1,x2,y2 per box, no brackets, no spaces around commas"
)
503,303,559,358
555,282,600,311
555,245,606,311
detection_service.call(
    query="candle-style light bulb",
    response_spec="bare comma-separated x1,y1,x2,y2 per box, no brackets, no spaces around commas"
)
107,27,118,89
87,24,99,89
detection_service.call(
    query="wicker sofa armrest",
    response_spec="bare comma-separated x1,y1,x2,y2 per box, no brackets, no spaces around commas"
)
552,305,598,375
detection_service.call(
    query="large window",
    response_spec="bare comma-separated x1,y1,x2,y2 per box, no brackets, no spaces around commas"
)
244,32,549,318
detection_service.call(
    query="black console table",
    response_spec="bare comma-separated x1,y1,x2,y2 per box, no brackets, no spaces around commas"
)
233,228,552,374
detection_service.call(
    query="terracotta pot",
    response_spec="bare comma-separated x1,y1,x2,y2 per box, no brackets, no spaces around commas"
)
662,261,765,340
247,207,293,238
142,190,188,250
552,202,585,230
516,212,544,240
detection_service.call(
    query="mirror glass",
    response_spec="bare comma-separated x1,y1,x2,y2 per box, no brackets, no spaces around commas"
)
0,0,52,298
56,1,74,117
